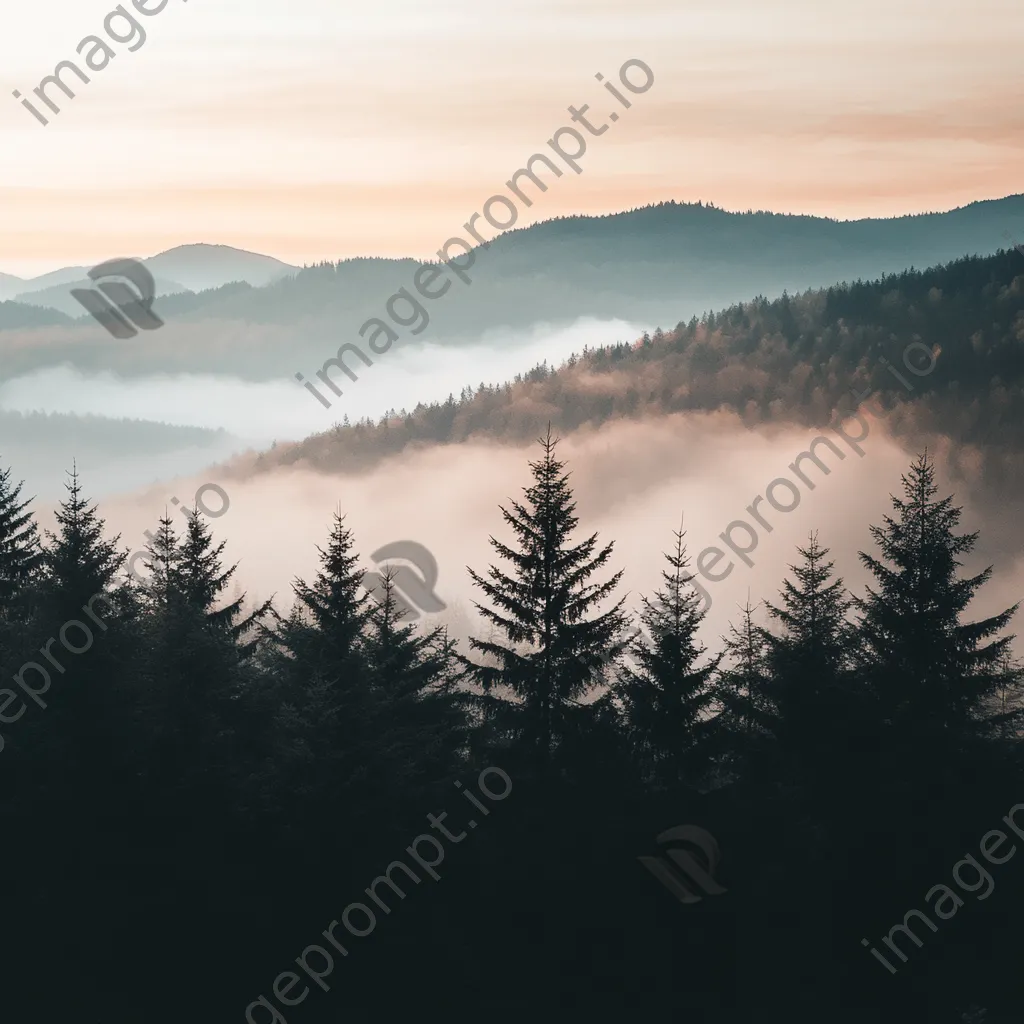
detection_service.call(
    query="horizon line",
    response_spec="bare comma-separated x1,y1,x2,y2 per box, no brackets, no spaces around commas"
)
3,190,1022,283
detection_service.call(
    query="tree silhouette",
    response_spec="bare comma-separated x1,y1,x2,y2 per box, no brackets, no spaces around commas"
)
855,453,1023,757
463,427,629,777
756,534,863,817
613,521,721,791
0,458,41,618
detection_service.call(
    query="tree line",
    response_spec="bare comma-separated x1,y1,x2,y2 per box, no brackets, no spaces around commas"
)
1,433,1023,1023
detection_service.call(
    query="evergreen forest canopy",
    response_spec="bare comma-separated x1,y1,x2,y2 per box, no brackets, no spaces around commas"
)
1,431,1023,1023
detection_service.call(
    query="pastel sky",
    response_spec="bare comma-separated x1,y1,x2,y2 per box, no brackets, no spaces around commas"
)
0,0,1021,277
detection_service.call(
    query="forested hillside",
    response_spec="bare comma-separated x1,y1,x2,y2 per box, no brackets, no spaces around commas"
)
248,249,1024,497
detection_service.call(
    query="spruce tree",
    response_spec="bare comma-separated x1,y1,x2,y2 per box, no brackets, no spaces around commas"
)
764,535,851,688
463,428,629,777
140,512,181,608
717,595,773,740
613,523,721,791
0,460,43,731
262,511,382,825
175,506,271,649
365,568,460,701
730,537,862,916
32,466,135,872
270,509,374,683
140,509,271,794
854,452,1023,754
0,458,42,620
758,533,856,793
714,596,774,784
42,464,126,624
363,569,468,796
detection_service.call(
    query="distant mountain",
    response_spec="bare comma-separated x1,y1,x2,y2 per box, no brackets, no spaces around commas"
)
1,196,1023,382
0,300,73,330
14,276,190,318
0,273,26,302
130,193,1024,334
12,264,97,292
0,409,246,501
0,243,299,319
144,243,297,292
0,409,230,455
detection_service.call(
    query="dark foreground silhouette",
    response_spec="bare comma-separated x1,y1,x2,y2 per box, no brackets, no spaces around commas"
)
0,437,1021,1024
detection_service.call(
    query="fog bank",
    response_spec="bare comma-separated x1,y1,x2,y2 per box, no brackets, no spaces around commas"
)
45,409,1024,660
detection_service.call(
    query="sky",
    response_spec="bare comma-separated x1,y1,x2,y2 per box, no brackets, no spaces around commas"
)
0,0,1022,277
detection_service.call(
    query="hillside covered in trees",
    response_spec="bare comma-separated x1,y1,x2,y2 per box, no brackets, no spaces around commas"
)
244,248,1024,502
1,435,1022,1023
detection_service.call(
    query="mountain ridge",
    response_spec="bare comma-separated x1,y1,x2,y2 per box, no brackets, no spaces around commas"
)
3,196,1024,387
0,242,299,308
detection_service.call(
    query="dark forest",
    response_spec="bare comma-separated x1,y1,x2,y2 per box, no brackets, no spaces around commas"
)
2,426,1022,1023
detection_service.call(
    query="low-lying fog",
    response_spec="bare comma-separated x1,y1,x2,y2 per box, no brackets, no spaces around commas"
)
30,409,1024,661
0,317,648,499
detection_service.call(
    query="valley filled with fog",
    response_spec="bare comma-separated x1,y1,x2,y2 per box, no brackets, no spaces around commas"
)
0,316,646,499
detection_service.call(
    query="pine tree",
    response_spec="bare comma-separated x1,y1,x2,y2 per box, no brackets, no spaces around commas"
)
854,452,1023,754
262,511,382,822
714,596,774,783
463,428,629,777
139,509,272,794
140,512,181,608
270,509,374,680
758,533,856,791
362,569,468,792
42,464,126,623
32,466,135,845
365,569,458,699
176,506,271,649
613,523,721,791
764,534,851,686
984,648,1024,746
717,595,773,739
0,458,42,620
0,460,43,721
